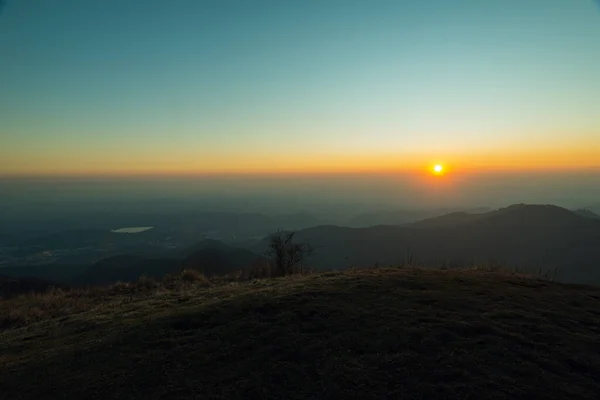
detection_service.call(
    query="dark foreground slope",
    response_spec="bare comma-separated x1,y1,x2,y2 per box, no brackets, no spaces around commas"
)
2,268,600,399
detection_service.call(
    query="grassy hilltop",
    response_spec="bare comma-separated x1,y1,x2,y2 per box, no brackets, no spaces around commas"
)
2,267,600,399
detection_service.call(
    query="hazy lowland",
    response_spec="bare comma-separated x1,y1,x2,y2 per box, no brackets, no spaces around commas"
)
2,173,600,286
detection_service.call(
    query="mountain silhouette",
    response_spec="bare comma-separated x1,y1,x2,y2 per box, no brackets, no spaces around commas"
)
182,241,264,277
179,239,233,258
265,204,600,284
347,207,491,227
408,211,488,229
573,209,600,220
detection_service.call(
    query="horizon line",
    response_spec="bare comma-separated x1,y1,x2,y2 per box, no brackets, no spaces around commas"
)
2,165,600,180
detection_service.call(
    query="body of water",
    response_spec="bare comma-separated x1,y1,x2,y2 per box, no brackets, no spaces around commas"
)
110,227,154,233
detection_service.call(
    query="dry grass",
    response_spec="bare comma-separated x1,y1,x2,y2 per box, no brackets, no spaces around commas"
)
2,267,600,399
0,265,560,330
0,270,211,329
0,287,102,329
468,262,559,281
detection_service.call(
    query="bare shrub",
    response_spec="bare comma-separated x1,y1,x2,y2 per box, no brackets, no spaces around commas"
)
266,230,313,277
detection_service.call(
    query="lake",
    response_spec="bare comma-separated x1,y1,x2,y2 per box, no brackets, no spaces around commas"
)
110,227,154,234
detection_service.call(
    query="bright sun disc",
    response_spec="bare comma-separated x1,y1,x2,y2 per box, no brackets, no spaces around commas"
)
433,164,443,173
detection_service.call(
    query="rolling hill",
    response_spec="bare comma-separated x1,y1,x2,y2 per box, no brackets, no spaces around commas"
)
1,268,600,399
260,204,600,284
574,209,600,220
586,203,600,215
408,211,488,229
1,240,264,286
72,255,181,285
347,207,490,227
182,240,264,276
72,240,264,285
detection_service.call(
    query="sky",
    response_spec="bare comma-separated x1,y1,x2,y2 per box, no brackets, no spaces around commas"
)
1,0,600,177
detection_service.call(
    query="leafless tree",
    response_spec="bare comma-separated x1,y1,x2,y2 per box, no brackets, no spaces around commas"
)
266,230,313,276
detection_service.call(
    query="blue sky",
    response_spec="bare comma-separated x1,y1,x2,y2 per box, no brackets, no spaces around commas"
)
1,0,600,175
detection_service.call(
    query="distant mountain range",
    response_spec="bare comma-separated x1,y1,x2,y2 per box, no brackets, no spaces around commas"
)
407,211,489,229
3,204,600,286
346,207,491,227
250,204,600,284
68,239,265,285
573,209,600,220
181,240,265,277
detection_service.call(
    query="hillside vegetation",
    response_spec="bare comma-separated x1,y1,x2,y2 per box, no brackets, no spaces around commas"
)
2,267,600,399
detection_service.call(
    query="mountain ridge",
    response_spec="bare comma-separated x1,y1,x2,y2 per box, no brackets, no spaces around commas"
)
276,204,600,283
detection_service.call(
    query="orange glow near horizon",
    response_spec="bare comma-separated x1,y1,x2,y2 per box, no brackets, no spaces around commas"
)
2,142,600,178
2,1,600,183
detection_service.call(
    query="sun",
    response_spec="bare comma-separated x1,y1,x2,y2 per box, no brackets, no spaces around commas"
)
431,164,445,175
